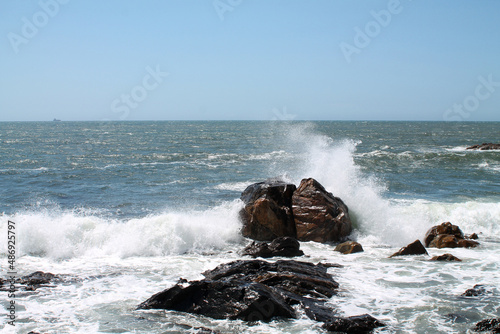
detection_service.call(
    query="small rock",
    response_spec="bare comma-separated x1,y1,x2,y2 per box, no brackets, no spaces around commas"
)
467,233,479,240
473,318,500,332
334,241,364,254
323,314,386,333
462,284,492,297
430,253,462,262
390,240,428,258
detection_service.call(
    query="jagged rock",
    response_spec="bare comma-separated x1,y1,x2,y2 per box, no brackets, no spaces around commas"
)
334,241,364,254
242,237,304,258
424,222,479,249
390,240,428,258
292,178,352,242
430,253,462,262
239,180,297,241
466,143,500,151
138,259,382,328
323,314,386,333
239,178,352,243
473,318,500,332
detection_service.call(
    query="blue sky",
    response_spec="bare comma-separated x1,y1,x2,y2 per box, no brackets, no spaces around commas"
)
1,0,499,121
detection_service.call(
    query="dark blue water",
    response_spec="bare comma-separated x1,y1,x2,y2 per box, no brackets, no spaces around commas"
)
1,121,498,217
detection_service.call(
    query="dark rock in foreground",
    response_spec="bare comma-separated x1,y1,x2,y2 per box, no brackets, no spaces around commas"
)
240,178,352,243
334,241,364,254
242,237,304,258
430,253,462,262
466,143,500,151
323,314,386,333
424,222,479,249
473,318,500,332
390,240,428,258
293,178,352,242
138,259,384,331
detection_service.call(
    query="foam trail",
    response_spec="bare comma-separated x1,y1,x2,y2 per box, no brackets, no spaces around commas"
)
0,201,244,260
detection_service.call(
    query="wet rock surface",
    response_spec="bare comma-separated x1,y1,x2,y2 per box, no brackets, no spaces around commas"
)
138,259,384,332
473,318,500,332
390,240,428,258
240,178,352,242
242,237,304,258
334,241,364,254
424,222,479,249
430,253,462,262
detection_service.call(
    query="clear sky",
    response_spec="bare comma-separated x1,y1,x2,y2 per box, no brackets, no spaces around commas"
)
1,0,499,121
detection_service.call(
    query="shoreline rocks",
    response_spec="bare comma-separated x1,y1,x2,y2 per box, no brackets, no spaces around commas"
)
240,178,352,243
138,259,385,332
424,222,479,249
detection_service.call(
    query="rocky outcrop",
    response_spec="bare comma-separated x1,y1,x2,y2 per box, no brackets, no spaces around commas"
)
240,178,352,243
242,237,304,258
430,253,462,262
240,180,297,241
138,259,384,332
424,222,479,249
334,241,364,254
466,143,500,150
389,240,428,258
473,318,500,332
292,178,352,242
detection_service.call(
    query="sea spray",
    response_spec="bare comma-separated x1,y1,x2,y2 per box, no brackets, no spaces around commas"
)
0,200,244,260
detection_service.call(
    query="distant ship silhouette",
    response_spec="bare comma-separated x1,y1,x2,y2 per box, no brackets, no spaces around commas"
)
53,118,61,122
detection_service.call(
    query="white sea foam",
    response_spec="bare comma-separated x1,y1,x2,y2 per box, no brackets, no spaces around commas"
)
270,123,500,246
0,201,244,260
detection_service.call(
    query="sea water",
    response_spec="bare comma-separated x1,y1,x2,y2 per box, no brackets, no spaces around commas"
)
0,121,499,333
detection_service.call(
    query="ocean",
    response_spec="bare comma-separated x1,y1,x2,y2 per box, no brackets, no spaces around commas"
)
1,121,499,333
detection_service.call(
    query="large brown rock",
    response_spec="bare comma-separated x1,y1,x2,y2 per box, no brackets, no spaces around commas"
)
292,178,352,242
425,222,479,249
239,180,297,241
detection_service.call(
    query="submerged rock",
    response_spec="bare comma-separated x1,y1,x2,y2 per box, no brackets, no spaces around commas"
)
292,178,352,242
462,284,494,297
424,222,479,249
473,318,500,332
466,143,500,151
334,241,364,254
430,253,462,262
389,240,428,258
138,259,383,330
242,237,304,258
